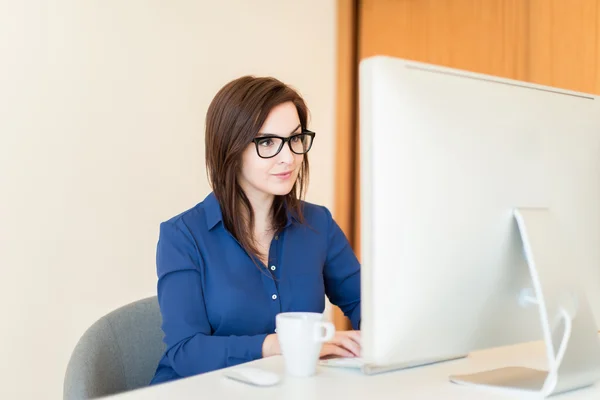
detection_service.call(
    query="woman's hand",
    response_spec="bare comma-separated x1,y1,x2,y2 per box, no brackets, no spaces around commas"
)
262,333,280,358
320,330,361,358
262,330,361,359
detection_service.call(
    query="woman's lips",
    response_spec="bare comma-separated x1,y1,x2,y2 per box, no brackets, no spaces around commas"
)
273,171,292,179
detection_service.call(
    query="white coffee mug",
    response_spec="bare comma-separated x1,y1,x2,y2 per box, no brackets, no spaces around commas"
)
275,312,335,377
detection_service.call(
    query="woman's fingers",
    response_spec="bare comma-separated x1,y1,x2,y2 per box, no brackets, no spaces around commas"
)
335,335,361,356
345,330,361,345
319,331,363,359
320,343,354,358
330,331,361,356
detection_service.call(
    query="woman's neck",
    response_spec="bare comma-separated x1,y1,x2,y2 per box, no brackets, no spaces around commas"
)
245,190,275,234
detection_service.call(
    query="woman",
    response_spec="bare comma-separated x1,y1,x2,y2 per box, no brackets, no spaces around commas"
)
150,76,361,384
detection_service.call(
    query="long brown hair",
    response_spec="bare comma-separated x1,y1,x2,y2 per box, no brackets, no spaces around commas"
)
205,76,310,264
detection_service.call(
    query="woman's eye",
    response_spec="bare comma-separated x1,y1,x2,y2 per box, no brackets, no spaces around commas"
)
291,135,302,143
258,138,274,147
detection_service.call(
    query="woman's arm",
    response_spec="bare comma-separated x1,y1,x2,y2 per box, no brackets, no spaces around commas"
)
156,221,269,377
321,207,361,329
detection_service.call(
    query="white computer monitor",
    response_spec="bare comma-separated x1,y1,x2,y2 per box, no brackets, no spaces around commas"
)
359,55,600,396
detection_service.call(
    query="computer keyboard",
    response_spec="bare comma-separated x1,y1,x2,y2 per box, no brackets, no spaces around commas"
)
318,357,364,369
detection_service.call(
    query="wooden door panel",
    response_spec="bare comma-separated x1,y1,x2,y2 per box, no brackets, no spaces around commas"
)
528,0,598,93
359,0,529,81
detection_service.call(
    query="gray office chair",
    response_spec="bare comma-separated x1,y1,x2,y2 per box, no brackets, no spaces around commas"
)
63,296,166,400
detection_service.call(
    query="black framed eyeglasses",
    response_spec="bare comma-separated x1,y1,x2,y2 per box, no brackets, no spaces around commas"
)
251,130,316,159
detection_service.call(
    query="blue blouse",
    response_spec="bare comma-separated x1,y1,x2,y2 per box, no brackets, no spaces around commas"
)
150,192,361,384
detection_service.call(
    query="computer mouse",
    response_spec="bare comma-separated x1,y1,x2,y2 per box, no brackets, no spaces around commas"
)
223,367,281,387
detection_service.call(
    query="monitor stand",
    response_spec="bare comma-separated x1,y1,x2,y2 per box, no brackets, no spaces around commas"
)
449,208,600,397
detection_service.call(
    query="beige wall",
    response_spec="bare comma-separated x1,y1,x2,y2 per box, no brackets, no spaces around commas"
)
0,1,336,398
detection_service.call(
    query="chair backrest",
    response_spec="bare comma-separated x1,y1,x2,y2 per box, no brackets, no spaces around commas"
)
63,296,166,400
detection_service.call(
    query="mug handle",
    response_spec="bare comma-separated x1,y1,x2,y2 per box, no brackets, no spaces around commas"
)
313,321,335,342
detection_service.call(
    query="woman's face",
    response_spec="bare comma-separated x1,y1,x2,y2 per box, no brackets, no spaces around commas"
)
238,101,305,203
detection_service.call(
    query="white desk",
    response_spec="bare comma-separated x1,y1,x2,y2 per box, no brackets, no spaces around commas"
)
107,338,600,400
